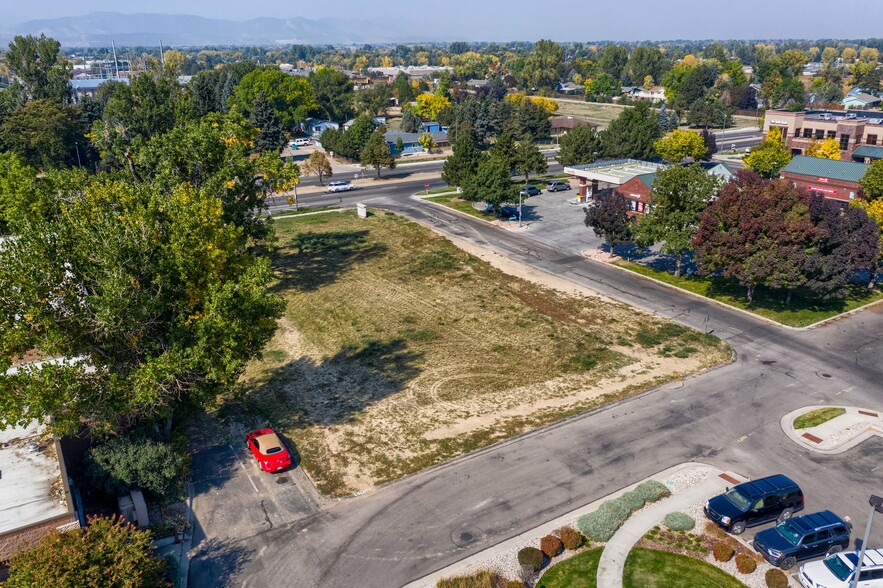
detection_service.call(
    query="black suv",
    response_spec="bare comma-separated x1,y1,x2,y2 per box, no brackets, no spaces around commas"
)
753,510,851,570
704,474,804,534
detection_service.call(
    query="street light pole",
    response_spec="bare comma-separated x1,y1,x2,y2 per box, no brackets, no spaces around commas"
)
851,495,883,588
518,190,523,228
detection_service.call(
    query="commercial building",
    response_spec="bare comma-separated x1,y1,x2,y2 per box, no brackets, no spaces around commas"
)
0,420,79,562
564,159,665,202
763,109,883,162
780,155,869,204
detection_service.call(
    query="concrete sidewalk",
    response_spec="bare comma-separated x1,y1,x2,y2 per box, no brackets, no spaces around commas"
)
596,473,739,588
780,405,882,455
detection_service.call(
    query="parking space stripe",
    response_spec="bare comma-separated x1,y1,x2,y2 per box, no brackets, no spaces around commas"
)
228,444,260,493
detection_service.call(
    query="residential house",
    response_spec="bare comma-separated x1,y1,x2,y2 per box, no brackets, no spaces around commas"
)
841,91,881,109
635,86,666,102
555,81,582,95
304,118,340,137
780,155,869,204
551,116,597,137
384,130,449,155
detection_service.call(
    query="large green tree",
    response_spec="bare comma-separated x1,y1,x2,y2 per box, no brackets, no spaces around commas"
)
0,177,283,434
521,39,564,91
3,34,72,103
249,92,285,153
744,127,792,178
514,138,547,184
860,159,883,200
309,67,354,123
442,129,482,187
634,164,722,278
601,101,662,160
557,124,602,167
231,67,316,128
654,129,708,163
463,153,517,210
0,99,82,169
360,130,396,178
7,515,167,588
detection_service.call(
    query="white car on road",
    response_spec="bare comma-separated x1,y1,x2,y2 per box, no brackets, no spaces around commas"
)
327,181,355,193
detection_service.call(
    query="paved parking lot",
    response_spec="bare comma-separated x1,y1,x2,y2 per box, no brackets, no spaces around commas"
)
188,444,326,588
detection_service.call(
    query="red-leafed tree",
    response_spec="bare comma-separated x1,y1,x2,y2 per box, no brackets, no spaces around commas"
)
694,172,815,304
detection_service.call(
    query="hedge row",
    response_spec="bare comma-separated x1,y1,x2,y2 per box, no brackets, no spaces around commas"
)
576,480,671,542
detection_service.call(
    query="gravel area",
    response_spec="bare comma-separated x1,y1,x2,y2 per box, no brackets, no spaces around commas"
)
448,465,718,584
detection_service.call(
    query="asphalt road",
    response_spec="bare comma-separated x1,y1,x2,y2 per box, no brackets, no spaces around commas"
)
190,163,883,588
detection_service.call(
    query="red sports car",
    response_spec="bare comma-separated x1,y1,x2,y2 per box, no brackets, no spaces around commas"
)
245,428,292,473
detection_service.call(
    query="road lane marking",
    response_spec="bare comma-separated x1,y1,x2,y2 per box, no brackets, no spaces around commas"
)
228,444,260,493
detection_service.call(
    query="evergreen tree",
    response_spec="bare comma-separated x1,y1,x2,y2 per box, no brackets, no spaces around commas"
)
601,101,662,160
442,130,482,187
250,92,284,153
557,124,603,167
514,138,548,184
400,109,422,133
360,130,396,178
700,129,717,160
658,103,670,132
463,153,517,210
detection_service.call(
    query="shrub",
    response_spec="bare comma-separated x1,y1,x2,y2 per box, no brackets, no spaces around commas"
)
703,521,728,540
712,542,735,562
764,568,789,588
517,547,545,572
6,515,167,588
632,480,671,503
577,499,631,542
85,435,187,502
663,512,695,531
619,490,646,513
540,535,563,558
735,553,757,574
556,526,584,551
436,569,508,588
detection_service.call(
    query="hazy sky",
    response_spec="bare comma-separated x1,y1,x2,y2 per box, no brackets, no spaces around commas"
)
8,0,883,41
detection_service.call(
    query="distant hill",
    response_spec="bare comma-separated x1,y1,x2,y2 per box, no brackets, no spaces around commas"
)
1,12,424,47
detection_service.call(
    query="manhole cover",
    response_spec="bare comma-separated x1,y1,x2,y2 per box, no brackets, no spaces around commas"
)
451,528,483,547
276,477,289,485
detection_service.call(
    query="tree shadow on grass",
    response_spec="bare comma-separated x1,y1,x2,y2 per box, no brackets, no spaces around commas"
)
271,230,387,293
237,337,424,429
187,534,254,588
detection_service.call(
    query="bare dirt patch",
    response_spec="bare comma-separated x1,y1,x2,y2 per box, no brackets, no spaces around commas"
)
225,211,729,496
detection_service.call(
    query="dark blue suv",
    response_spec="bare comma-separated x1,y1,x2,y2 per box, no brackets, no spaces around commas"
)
753,510,851,570
705,474,804,535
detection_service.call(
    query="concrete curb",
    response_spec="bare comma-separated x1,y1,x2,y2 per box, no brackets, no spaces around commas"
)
401,462,738,588
780,405,883,455
601,260,883,332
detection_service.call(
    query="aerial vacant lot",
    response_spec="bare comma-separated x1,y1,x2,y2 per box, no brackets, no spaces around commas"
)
237,211,728,496
549,98,759,131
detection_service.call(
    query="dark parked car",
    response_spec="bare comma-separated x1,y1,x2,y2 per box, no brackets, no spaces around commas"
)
500,205,519,218
704,474,804,534
520,185,542,196
753,510,851,570
546,180,571,192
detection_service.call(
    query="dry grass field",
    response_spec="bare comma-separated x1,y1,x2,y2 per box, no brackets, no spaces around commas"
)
549,98,760,131
230,210,729,496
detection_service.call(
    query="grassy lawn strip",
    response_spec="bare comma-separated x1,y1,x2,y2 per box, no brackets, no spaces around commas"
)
273,205,339,216
622,548,747,588
236,212,727,496
536,547,603,588
613,260,883,328
794,407,847,429
425,194,492,219
423,186,459,195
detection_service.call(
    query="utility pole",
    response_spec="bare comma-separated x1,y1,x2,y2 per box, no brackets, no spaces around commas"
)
111,41,120,79
850,495,883,588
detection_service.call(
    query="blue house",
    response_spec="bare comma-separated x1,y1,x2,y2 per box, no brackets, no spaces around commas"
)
384,130,449,156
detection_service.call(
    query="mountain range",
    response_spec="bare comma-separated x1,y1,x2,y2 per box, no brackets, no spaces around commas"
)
1,12,425,47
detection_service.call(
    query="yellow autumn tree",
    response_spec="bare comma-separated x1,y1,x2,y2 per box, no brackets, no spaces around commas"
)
804,138,842,160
